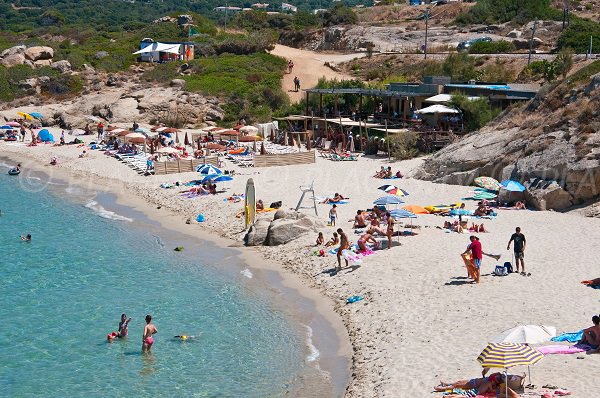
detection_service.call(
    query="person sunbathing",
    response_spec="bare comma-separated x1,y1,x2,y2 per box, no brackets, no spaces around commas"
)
474,203,488,217
353,210,367,229
434,372,503,394
373,166,386,178
322,193,347,204
383,167,393,179
256,199,264,211
367,219,386,236
579,315,600,352
324,232,339,247
469,223,486,233
357,232,379,253
515,201,526,210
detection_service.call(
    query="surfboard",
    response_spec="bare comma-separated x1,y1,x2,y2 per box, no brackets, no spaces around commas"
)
244,178,256,228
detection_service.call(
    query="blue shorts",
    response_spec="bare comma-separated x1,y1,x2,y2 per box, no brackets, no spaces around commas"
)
474,258,481,269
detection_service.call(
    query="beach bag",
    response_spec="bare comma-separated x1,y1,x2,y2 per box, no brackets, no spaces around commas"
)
270,201,282,209
504,261,513,273
494,265,508,276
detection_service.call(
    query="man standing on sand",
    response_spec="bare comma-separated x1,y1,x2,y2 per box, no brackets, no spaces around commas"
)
462,235,482,284
142,314,157,352
336,228,349,273
507,227,526,275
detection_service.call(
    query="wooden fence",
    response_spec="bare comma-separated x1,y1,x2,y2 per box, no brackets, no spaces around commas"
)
153,157,219,175
254,151,315,167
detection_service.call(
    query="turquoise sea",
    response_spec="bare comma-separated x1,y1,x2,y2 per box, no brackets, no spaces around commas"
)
0,165,336,397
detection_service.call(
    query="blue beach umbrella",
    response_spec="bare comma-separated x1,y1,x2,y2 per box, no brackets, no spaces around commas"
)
196,164,222,175
500,180,526,192
200,173,221,183
1,125,13,129
389,209,417,219
29,112,44,119
373,196,405,206
212,175,233,182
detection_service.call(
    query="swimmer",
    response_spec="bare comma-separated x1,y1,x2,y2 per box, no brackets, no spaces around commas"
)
117,314,132,337
21,234,31,241
174,335,196,341
142,314,157,352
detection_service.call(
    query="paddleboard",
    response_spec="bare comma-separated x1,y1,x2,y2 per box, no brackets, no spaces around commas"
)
244,178,256,228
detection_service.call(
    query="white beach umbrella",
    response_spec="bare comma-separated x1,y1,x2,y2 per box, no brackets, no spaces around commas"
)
491,325,556,345
415,104,460,114
155,146,180,154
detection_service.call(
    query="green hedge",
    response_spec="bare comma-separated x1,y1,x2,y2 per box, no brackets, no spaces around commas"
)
468,40,515,54
557,18,600,53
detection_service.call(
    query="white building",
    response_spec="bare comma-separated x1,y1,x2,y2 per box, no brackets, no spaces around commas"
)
281,2,297,12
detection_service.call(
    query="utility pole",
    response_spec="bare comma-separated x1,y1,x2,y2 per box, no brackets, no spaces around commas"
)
224,4,228,30
527,19,537,66
424,8,430,59
587,35,593,60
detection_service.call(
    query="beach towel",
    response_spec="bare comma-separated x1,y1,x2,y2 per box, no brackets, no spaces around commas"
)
341,249,362,266
383,176,401,180
537,344,591,355
443,388,478,397
551,331,583,343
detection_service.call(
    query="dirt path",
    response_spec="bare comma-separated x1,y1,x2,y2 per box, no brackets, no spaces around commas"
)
270,44,365,103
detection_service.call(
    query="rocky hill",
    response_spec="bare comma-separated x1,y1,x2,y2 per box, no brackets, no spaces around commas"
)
412,61,600,211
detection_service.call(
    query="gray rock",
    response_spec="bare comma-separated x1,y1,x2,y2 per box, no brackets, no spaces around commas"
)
170,79,186,87
106,75,118,86
25,46,54,61
1,45,26,58
584,73,600,95
506,30,522,38
82,63,95,73
177,15,193,26
50,60,72,73
205,106,224,121
1,53,26,67
18,78,39,90
94,51,109,59
264,218,312,246
244,219,270,246
274,208,305,221
524,179,573,210
34,59,52,67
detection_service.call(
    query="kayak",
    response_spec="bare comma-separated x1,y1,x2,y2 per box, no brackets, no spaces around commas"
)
424,202,463,213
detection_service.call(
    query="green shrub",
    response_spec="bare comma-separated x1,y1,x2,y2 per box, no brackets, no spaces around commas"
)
323,5,358,27
455,0,561,25
450,94,501,132
557,17,600,53
468,40,515,54
41,75,83,97
442,53,477,81
389,132,419,160
566,60,600,84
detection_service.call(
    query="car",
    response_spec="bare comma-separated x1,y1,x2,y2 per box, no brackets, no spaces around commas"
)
457,37,492,51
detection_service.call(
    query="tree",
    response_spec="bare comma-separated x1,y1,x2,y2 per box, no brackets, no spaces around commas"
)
450,94,500,132
554,47,574,79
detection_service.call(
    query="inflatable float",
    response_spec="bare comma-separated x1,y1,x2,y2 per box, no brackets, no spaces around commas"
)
8,168,20,176
424,202,463,213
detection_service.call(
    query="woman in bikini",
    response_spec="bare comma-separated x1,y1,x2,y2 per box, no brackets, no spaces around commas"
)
386,212,395,250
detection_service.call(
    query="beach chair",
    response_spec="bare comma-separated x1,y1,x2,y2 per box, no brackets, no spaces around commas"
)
295,180,318,216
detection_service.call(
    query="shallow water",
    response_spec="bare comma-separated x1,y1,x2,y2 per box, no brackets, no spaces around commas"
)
0,168,328,397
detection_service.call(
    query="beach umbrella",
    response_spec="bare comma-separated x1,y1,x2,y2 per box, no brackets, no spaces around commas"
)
449,208,471,216
163,127,179,133
389,209,417,219
1,125,13,130
477,342,544,397
29,112,44,119
38,129,54,142
135,127,151,135
378,184,409,196
200,173,221,183
184,132,191,146
155,146,179,154
402,205,429,214
6,122,21,127
219,130,239,137
373,196,405,206
212,175,233,182
125,133,146,144
474,176,501,192
196,164,222,175
240,125,258,134
500,180,526,192
491,325,556,345
17,111,33,120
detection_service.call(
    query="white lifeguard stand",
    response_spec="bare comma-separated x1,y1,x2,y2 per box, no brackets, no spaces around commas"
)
295,180,318,216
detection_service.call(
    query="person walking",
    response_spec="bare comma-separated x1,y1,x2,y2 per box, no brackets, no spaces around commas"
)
329,204,337,227
336,228,349,273
507,227,527,275
462,235,482,284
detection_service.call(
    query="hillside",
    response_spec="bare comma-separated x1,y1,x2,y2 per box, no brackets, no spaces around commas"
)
412,60,600,211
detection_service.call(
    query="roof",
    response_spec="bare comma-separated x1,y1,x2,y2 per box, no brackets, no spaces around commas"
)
425,94,479,103
303,88,432,98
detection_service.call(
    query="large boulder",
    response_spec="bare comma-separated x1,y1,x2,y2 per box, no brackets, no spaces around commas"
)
506,30,522,39
524,179,573,210
25,46,54,61
1,45,26,58
244,219,270,246
170,79,186,87
50,60,72,73
265,218,312,246
34,59,52,67
1,53,26,67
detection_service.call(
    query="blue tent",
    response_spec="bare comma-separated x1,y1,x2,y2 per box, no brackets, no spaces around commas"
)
38,129,54,142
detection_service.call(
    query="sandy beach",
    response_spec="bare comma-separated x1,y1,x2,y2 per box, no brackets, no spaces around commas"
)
1,129,599,398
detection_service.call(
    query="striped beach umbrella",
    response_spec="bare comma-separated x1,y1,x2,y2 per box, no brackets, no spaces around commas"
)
477,343,543,368
378,185,409,196
373,195,405,206
196,164,222,175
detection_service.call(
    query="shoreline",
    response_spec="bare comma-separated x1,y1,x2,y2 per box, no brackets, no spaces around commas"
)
0,151,352,397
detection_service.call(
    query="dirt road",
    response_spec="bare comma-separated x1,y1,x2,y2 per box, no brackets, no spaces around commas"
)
270,44,364,103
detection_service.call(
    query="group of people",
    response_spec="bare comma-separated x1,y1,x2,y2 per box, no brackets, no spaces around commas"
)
373,166,403,179
107,313,158,352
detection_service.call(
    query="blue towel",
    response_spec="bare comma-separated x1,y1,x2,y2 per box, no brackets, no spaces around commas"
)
551,331,583,342
329,201,348,205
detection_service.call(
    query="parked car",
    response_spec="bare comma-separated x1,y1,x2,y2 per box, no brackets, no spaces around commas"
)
457,37,492,51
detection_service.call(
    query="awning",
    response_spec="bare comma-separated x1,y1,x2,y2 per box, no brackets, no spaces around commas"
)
133,42,181,55
424,94,479,103
415,104,460,114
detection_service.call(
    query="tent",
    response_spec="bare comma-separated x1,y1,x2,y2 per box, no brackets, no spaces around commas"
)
415,104,460,114
133,42,181,55
38,129,54,142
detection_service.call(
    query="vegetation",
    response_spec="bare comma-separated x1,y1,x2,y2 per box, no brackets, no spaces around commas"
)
143,53,289,123
557,17,600,53
323,5,358,27
566,59,600,84
455,0,561,25
388,132,419,161
468,40,515,54
520,48,574,82
0,64,82,101
450,94,501,132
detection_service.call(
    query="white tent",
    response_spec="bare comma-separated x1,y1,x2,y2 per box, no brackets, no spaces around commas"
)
133,42,181,55
415,104,460,114
425,94,480,103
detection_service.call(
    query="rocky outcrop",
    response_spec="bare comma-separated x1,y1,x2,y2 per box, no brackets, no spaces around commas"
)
25,46,54,61
413,73,600,210
1,53,26,67
51,60,72,73
1,45,26,58
506,30,522,38
170,79,186,87
245,209,323,246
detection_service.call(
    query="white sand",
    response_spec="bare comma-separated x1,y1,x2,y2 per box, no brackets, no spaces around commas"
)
2,130,598,398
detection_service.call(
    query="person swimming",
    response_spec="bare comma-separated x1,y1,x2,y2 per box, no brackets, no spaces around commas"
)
118,314,132,337
21,234,31,241
174,335,196,341
142,314,157,352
